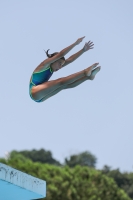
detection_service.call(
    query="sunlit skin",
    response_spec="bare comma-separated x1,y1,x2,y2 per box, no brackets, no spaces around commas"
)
30,36,101,102
51,59,65,72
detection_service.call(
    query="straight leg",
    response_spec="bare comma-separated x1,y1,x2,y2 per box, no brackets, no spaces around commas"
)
32,69,86,101
31,63,100,101
64,76,88,89
40,66,101,102
41,77,88,102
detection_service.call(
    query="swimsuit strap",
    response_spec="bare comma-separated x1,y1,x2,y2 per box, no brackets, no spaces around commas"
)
33,65,53,74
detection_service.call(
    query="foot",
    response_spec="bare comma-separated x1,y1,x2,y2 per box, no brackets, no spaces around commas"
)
85,63,99,76
89,66,101,80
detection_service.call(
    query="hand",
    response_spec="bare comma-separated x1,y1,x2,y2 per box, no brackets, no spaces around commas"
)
75,36,85,45
83,41,94,52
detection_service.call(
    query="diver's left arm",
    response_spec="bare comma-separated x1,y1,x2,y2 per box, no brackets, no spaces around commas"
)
62,41,94,67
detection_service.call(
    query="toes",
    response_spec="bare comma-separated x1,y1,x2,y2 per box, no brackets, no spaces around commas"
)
92,63,99,69
91,66,101,75
86,65,101,77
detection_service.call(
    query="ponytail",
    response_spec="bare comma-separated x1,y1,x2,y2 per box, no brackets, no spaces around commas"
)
44,49,65,61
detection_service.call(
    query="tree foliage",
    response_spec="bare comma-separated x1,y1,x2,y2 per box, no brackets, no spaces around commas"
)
9,149,61,166
101,165,133,199
0,157,131,200
65,151,97,168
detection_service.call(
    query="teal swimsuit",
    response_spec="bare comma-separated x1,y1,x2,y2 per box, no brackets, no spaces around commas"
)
29,66,53,102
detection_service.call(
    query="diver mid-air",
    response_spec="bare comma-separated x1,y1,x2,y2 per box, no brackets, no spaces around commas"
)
29,36,101,102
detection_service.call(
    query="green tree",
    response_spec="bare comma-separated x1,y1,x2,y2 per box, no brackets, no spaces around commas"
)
65,151,97,168
9,149,61,166
101,167,133,199
0,157,131,200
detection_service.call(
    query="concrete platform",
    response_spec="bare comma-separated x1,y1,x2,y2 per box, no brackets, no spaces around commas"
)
0,163,46,200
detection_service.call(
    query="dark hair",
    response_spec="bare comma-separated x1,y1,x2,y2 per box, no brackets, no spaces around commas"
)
45,49,65,61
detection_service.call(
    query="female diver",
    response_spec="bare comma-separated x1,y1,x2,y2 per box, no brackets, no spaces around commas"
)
29,36,101,102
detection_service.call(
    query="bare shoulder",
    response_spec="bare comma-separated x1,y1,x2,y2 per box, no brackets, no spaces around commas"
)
33,52,63,72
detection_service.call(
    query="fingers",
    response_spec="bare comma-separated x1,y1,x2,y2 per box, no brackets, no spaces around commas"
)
80,36,85,41
88,41,94,47
77,38,94,49
88,40,93,44
84,41,94,49
76,36,85,45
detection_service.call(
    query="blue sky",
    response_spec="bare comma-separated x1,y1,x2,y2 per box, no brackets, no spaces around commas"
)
0,0,133,173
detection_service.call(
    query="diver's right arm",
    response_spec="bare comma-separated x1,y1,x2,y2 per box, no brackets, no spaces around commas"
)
42,36,86,65
34,37,85,72
59,36,85,56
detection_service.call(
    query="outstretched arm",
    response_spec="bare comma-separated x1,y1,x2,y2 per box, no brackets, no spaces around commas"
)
41,37,85,67
60,36,85,56
62,41,94,67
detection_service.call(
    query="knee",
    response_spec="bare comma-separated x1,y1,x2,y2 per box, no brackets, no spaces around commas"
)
31,87,42,101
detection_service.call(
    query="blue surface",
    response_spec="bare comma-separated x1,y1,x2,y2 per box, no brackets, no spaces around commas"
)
0,163,46,199
0,179,43,200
